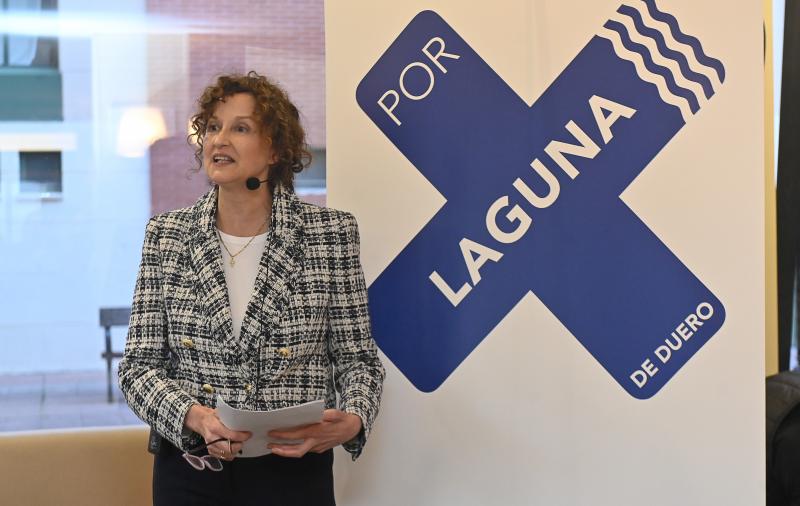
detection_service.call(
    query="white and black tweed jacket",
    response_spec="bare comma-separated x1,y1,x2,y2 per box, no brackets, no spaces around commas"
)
118,185,384,459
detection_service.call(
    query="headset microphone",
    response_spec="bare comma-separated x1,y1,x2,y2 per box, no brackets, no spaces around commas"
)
245,177,268,190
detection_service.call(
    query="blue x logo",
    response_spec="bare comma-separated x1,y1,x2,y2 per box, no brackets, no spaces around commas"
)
357,0,726,398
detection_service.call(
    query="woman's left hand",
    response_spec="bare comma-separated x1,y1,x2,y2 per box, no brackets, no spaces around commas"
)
267,409,362,458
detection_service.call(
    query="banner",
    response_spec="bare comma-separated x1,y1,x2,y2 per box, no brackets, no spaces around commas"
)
327,1,764,504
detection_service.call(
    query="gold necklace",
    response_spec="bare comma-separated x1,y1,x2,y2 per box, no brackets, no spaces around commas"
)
217,218,268,267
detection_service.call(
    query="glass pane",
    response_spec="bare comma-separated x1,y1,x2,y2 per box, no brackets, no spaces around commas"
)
8,35,38,66
19,151,61,193
30,37,58,67
296,148,326,190
4,0,58,68
0,0,325,434
6,0,40,65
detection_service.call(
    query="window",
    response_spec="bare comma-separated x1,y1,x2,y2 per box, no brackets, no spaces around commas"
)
0,0,326,434
0,0,59,68
19,150,61,193
0,0,62,121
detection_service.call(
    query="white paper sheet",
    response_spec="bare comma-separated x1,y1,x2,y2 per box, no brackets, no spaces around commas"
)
215,396,325,458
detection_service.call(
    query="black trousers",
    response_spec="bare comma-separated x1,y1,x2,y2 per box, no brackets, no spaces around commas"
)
153,440,335,506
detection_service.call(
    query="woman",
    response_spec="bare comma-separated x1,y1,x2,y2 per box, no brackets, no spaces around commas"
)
119,71,385,506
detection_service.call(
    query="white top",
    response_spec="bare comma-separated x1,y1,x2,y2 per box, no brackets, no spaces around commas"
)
216,228,268,338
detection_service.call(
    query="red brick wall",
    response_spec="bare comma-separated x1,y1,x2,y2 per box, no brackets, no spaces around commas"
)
146,0,325,215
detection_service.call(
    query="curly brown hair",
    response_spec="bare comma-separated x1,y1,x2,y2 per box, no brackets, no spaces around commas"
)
188,71,311,192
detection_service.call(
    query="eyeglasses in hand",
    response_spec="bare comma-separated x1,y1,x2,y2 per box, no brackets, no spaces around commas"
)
182,437,233,471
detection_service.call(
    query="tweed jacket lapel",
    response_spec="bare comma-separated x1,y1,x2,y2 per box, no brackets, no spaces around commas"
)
187,184,304,361
240,184,305,357
188,188,234,350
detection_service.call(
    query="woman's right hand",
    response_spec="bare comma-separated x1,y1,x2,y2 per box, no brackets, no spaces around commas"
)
184,404,251,461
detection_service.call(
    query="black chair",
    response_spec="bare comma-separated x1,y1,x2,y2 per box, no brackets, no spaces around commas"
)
99,307,131,403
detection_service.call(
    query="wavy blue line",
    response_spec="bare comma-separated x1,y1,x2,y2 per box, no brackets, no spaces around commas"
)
604,20,700,113
642,0,725,82
617,5,714,99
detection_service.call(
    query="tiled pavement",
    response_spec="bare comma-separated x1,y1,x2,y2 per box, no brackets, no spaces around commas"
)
0,369,144,432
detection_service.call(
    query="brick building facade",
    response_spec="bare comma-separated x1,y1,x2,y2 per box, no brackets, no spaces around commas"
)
145,0,326,214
